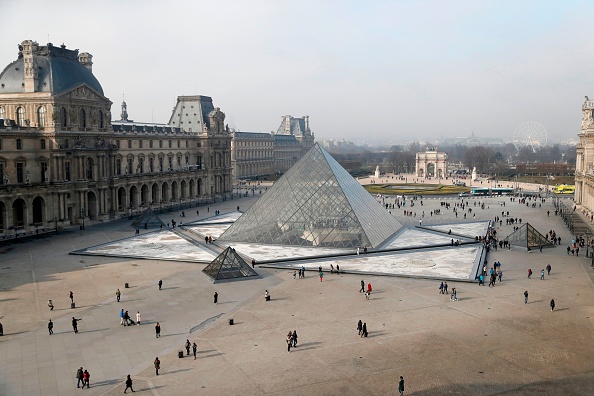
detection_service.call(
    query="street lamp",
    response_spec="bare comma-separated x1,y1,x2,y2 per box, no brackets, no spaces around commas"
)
80,208,85,230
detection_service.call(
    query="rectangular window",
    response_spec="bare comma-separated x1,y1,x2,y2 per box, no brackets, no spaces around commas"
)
40,139,46,149
177,140,180,148
0,163,4,185
197,141,201,147
41,162,48,181
116,140,120,148
177,157,181,167
65,161,71,181
159,140,163,148
128,140,132,149
168,157,173,171
150,140,153,148
138,158,144,174
16,139,22,150
128,158,133,174
149,157,154,173
139,140,143,148
196,156,202,169
16,162,24,183
185,155,189,165
169,140,172,148
116,159,121,176
159,157,163,172
185,140,188,148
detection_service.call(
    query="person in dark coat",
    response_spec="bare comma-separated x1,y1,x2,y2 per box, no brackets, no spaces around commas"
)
155,322,161,338
360,280,365,293
48,319,53,335
361,323,367,337
124,374,134,393
0,322,3,336
193,342,198,360
154,357,160,375
72,317,81,333
214,292,218,304
82,369,90,388
158,280,162,290
357,320,363,335
292,330,298,347
76,367,83,388
398,376,404,396
550,299,556,311
185,339,191,355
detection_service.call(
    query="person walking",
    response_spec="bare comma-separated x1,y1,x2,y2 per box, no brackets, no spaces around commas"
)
361,323,368,337
439,282,444,294
116,289,121,302
251,258,256,268
124,374,135,393
451,288,457,301
286,332,293,352
82,369,90,388
498,269,503,282
120,309,125,325
48,299,54,310
546,264,552,275
367,283,372,294
550,299,556,311
527,269,532,279
124,311,132,326
136,311,141,325
213,291,218,304
292,330,298,347
48,319,53,335
155,322,161,338
357,320,363,335
444,282,448,294
69,291,74,304
365,290,370,300
76,367,84,388
193,342,198,360
158,280,162,290
524,290,529,304
360,280,365,293
154,357,160,375
398,376,405,396
72,317,81,333
185,339,191,355
540,269,545,280
319,271,323,282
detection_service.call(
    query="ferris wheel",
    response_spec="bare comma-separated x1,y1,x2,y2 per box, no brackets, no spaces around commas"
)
513,122,547,152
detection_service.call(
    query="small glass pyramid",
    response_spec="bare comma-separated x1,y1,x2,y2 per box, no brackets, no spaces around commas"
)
505,223,553,249
220,144,402,248
131,209,165,229
202,247,258,282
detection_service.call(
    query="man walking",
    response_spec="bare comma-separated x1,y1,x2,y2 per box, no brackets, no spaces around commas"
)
398,376,405,396
193,342,198,360
48,319,53,335
185,339,191,356
524,290,529,304
155,322,161,338
546,264,552,275
158,280,163,290
124,374,135,393
550,299,556,311
213,291,218,304
120,309,125,325
540,269,545,280
72,317,81,333
154,357,160,375
76,367,84,388
116,289,121,302
357,319,363,335
498,269,503,282
360,280,365,293
69,291,74,304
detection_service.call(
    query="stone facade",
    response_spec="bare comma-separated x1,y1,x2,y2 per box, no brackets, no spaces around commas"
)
231,115,315,180
574,96,594,211
0,40,231,235
415,148,448,178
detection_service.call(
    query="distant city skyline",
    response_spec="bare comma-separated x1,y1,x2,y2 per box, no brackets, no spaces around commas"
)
1,0,593,142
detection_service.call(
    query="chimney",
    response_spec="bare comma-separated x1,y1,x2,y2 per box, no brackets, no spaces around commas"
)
21,40,39,92
285,115,291,134
78,52,93,73
304,115,309,132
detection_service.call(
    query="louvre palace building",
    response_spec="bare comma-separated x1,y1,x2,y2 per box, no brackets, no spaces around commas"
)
0,40,234,234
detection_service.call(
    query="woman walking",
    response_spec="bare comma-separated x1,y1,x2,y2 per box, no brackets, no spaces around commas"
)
124,375,134,393
286,332,293,352
292,330,298,347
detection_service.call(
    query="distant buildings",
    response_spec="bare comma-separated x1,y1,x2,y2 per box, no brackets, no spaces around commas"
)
415,148,448,178
575,97,594,211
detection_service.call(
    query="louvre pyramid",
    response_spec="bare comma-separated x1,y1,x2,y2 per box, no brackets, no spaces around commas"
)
505,223,553,249
131,209,165,229
220,143,402,248
202,247,259,282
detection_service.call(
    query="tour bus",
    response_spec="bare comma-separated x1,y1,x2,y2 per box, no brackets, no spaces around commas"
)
470,187,490,196
553,184,575,194
491,188,515,196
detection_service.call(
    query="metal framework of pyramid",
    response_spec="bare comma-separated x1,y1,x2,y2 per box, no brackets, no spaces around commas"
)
220,143,402,248
202,247,259,282
131,209,165,229
504,223,553,249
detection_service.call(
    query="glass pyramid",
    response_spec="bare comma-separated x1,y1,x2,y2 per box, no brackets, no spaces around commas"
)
505,223,553,249
202,247,259,282
220,144,402,248
131,209,165,229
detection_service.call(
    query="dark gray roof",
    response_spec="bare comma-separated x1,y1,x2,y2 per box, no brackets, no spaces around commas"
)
0,43,104,95
233,131,273,139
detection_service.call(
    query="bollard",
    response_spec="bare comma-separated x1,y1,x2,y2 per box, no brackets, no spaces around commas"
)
178,351,183,359
229,318,234,325
125,283,129,288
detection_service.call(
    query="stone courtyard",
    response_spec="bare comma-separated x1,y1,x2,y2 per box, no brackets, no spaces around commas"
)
1,182,594,395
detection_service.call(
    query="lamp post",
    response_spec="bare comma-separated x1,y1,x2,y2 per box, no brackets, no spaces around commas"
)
80,208,85,230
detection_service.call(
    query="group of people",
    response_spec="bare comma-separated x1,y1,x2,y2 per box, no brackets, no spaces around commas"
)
119,309,141,326
185,339,199,359
286,330,298,352
359,280,372,299
357,319,368,337
75,367,90,389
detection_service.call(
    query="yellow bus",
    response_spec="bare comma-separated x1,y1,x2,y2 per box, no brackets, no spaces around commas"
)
553,184,575,194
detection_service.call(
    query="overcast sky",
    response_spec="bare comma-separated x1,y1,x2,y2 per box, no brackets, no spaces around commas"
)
1,0,593,143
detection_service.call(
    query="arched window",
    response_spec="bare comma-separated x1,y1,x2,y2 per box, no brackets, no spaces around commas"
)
16,107,25,127
98,110,104,129
86,158,93,180
0,106,5,119
61,107,67,127
37,106,46,127
79,109,86,128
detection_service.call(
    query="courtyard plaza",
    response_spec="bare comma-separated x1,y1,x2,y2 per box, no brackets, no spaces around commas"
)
0,180,593,395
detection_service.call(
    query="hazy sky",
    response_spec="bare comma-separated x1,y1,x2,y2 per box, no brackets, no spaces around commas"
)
1,0,593,143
